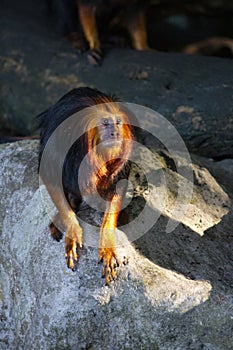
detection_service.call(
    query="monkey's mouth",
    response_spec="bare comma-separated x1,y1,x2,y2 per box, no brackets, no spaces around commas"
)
96,138,123,148
101,139,122,147
96,139,123,159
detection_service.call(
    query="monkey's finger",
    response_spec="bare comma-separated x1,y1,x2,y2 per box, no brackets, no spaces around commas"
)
65,240,79,271
65,254,78,271
103,267,116,285
112,252,120,268
65,255,74,269
87,50,102,66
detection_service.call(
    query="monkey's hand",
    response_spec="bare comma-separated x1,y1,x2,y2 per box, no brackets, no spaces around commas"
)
87,49,103,66
65,219,83,271
99,248,120,285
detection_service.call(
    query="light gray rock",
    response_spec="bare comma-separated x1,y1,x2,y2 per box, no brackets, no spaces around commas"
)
0,140,233,350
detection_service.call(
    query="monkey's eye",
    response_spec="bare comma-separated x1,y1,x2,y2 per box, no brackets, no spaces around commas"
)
116,118,122,125
102,119,109,126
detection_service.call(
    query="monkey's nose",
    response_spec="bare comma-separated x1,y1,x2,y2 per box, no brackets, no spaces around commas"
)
110,125,117,137
110,130,120,138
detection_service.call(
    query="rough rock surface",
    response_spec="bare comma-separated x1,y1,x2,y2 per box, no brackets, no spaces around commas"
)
0,140,233,350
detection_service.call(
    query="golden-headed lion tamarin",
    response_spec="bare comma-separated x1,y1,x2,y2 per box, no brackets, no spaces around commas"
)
38,87,135,284
77,0,150,64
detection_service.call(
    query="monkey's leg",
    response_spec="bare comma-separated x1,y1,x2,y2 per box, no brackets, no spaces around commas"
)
77,1,102,65
49,212,64,242
99,194,121,284
127,10,150,51
47,186,83,270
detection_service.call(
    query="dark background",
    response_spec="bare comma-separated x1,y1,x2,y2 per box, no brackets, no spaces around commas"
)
0,0,233,140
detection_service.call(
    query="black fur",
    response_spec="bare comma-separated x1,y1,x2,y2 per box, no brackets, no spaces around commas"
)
38,87,132,223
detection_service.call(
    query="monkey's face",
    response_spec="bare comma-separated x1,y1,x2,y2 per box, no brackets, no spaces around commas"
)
98,114,123,143
84,105,133,183
86,106,133,169
94,113,127,159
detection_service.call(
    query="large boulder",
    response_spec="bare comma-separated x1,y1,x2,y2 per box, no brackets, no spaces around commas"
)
0,140,232,349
